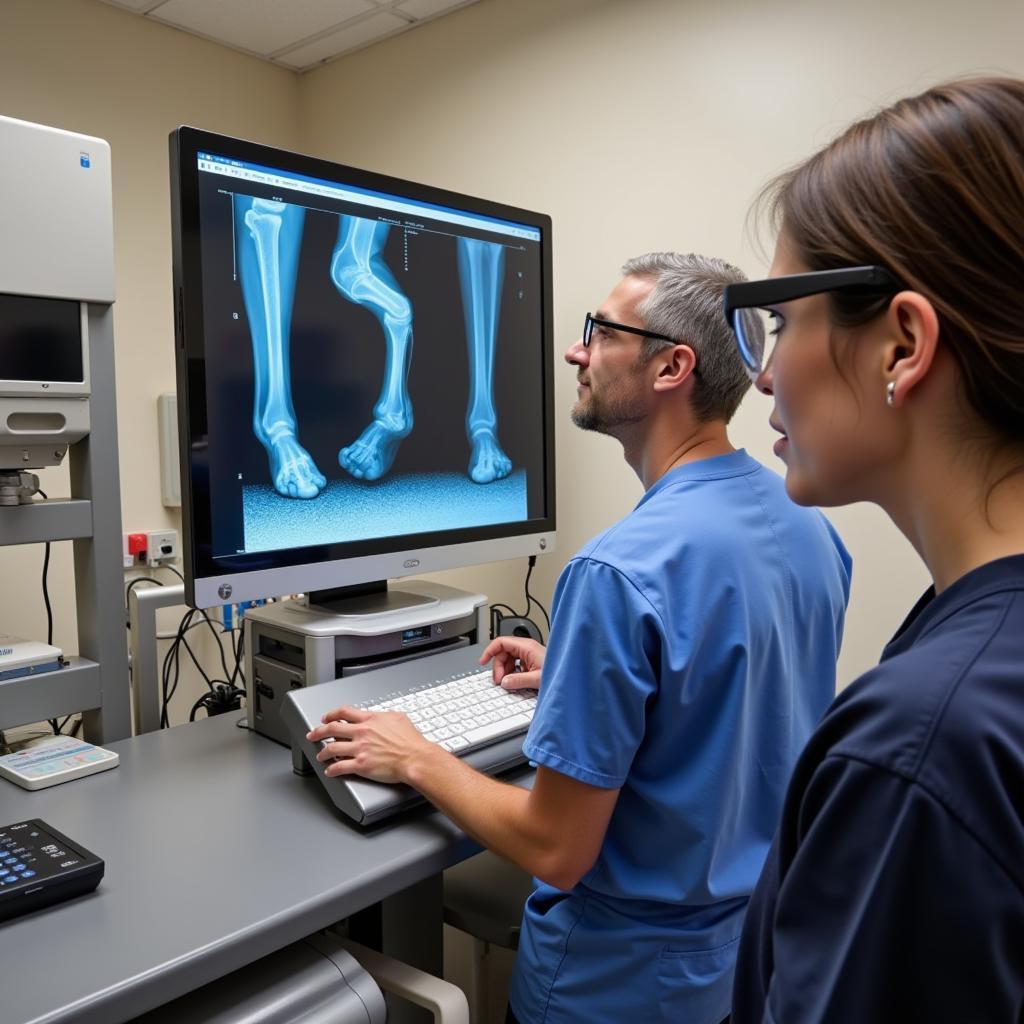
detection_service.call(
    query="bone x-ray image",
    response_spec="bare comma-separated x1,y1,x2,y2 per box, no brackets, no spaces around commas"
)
195,172,546,558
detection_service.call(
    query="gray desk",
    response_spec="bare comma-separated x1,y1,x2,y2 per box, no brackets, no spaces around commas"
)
0,715,526,1023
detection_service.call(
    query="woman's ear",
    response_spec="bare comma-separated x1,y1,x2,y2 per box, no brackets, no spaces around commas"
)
883,291,941,406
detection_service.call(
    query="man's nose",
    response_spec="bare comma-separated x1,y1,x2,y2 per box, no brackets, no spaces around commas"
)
565,337,587,365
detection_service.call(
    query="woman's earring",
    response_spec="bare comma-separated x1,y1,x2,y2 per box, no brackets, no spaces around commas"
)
886,381,896,407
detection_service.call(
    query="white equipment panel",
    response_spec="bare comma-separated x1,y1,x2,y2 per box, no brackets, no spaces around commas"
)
0,115,114,303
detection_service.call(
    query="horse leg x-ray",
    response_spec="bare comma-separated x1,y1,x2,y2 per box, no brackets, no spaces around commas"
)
458,238,512,484
237,196,327,499
330,217,414,481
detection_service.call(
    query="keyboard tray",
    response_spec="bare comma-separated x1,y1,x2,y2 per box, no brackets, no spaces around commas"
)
281,643,530,826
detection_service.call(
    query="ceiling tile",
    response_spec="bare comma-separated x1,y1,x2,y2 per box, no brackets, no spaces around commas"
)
395,0,472,21
150,0,376,56
276,10,407,69
97,0,169,11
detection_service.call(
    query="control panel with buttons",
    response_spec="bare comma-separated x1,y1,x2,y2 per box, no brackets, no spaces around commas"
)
0,819,104,922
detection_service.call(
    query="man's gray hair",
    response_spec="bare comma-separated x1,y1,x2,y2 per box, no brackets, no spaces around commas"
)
622,252,754,423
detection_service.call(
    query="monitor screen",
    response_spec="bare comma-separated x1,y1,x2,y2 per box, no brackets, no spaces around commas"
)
0,293,83,384
170,127,555,608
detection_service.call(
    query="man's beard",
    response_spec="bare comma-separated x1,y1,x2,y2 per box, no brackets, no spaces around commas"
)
571,380,646,436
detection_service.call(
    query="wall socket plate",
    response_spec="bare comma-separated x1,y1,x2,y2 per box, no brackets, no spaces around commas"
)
145,529,179,567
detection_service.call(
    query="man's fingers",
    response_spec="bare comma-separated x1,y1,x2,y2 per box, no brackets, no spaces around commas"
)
500,670,540,691
490,653,519,684
321,705,371,725
480,636,521,663
307,708,367,743
324,755,361,778
315,735,354,761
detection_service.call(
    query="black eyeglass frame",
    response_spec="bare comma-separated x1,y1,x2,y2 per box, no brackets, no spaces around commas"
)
582,312,678,349
722,265,899,376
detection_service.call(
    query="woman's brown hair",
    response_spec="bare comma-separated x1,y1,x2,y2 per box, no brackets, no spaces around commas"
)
762,77,1024,443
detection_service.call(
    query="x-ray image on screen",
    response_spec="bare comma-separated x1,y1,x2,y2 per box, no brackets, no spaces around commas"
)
194,159,545,558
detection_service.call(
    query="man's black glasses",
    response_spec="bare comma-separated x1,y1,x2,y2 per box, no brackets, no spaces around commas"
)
722,266,899,379
583,312,678,349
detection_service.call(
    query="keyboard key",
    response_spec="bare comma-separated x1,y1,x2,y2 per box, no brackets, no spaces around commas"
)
463,714,533,747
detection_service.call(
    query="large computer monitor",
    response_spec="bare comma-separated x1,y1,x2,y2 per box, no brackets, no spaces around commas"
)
169,127,556,610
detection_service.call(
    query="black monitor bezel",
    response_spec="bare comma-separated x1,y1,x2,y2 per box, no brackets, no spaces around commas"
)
169,125,556,606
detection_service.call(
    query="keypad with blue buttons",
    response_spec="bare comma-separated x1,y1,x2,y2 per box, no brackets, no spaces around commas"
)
0,819,103,922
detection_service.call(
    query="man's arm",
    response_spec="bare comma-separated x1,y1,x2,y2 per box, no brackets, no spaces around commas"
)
307,707,619,890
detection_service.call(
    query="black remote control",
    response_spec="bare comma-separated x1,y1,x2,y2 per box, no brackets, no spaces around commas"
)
0,819,104,922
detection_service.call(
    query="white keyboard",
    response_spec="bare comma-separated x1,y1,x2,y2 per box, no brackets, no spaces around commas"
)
325,667,536,755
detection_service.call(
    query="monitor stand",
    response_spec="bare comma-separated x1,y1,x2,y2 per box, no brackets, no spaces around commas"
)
243,580,488,754
307,580,437,617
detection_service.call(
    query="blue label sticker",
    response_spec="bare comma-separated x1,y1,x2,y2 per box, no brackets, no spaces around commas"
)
80,152,90,168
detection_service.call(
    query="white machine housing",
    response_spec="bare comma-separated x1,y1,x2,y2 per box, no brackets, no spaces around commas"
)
0,114,114,469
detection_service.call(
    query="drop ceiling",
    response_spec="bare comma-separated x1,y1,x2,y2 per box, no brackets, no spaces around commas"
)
97,0,481,71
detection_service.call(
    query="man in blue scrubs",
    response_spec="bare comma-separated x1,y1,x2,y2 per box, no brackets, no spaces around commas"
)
308,252,852,1023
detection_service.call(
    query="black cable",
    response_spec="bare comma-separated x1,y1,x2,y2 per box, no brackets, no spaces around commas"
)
40,529,53,644
127,577,163,599
125,576,164,628
160,608,239,726
196,608,233,682
161,564,185,582
36,489,61,734
524,555,551,632
189,683,244,722
230,625,245,686
488,602,514,640
42,543,53,644
161,608,197,727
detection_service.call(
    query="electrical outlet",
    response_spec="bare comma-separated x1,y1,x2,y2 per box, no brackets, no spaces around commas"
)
125,532,148,567
145,529,179,567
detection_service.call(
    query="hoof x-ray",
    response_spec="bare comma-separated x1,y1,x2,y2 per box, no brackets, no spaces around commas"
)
198,164,545,555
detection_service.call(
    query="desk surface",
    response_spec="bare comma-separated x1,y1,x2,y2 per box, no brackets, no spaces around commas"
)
0,715,515,1024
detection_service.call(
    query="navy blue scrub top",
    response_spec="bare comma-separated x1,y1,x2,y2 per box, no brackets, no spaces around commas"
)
733,554,1024,1023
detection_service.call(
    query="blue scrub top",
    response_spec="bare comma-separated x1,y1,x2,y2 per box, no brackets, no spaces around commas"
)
510,450,851,1024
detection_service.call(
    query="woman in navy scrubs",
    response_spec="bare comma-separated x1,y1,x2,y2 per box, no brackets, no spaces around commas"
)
723,77,1024,1022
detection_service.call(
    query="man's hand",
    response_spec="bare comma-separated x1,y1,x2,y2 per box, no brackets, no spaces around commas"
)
480,636,546,691
306,706,433,784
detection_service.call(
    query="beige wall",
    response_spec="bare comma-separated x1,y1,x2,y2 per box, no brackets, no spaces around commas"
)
2,0,1022,728
0,0,300,724
300,0,1024,685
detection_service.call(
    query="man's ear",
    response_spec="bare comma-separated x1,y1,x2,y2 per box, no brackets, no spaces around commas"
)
652,344,697,393
883,292,941,407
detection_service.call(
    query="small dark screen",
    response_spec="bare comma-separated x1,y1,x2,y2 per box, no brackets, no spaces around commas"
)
0,293,83,383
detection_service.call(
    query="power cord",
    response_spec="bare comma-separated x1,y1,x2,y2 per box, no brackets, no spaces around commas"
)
160,606,245,727
188,683,243,721
523,555,551,632
489,555,551,640
34,488,66,736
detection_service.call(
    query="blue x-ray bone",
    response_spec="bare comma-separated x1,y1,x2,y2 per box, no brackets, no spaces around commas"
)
329,217,414,481
236,196,327,499
457,237,512,483
237,200,512,496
